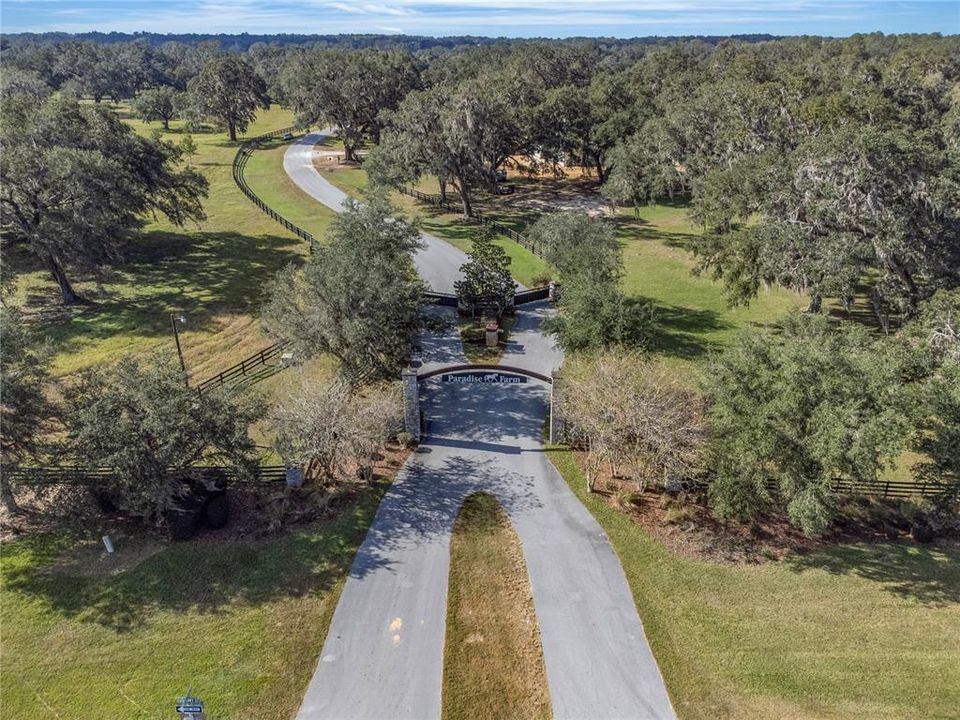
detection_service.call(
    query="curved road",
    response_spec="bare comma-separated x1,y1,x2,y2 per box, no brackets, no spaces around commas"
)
283,135,674,719
284,133,470,295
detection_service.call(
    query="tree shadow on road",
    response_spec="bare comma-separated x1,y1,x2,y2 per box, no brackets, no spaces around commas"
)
350,454,545,581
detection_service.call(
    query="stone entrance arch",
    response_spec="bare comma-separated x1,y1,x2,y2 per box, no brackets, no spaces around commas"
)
401,364,554,441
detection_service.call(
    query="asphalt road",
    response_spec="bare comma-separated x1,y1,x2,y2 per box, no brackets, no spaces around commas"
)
285,134,675,720
283,133,469,294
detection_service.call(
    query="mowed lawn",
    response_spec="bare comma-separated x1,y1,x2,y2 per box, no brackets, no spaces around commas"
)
546,448,960,720
1,480,391,720
7,105,310,380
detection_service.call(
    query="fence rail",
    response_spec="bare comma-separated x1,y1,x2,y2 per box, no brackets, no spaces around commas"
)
8,463,943,499
232,126,316,248
6,464,289,487
397,186,541,258
515,286,551,305
678,476,945,499
194,343,287,395
422,291,459,307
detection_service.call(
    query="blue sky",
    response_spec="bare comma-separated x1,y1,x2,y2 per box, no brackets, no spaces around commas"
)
1,0,957,37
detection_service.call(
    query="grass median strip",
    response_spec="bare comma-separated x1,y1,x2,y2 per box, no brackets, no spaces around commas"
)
442,493,552,720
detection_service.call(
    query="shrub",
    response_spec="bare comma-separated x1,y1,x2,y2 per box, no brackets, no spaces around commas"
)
555,351,706,493
271,375,402,485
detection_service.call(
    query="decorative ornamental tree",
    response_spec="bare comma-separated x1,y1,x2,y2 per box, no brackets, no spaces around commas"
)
455,227,516,317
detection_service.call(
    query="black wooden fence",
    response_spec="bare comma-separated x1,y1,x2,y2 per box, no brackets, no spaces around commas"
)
5,464,288,488
7,463,944,499
397,186,544,258
422,291,459,307
515,286,551,305
232,126,316,248
194,343,288,395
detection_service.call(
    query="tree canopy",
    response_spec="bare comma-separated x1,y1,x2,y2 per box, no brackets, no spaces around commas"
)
531,212,655,351
62,353,261,522
187,53,268,141
0,95,208,303
261,194,425,384
704,312,918,535
281,48,419,160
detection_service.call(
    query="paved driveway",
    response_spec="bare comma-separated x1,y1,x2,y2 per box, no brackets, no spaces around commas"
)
297,375,674,720
285,134,675,720
283,133,468,294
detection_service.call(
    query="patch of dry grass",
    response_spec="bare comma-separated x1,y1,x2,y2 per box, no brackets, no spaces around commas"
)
442,492,551,720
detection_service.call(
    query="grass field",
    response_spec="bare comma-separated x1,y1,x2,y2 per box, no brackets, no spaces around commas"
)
613,202,805,373
442,493,551,720
545,447,960,720
1,478,391,720
7,105,308,380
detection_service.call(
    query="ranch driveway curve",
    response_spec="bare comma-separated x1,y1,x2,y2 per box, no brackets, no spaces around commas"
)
282,134,675,719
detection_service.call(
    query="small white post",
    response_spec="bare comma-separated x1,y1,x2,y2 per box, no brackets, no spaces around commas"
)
102,535,115,554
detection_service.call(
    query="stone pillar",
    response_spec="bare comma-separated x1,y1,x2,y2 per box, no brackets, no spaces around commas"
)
548,280,558,303
402,366,421,441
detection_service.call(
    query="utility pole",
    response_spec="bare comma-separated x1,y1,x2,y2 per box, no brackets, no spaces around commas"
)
170,313,188,386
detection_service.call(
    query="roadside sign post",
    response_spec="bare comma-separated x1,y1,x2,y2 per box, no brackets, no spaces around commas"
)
176,689,205,720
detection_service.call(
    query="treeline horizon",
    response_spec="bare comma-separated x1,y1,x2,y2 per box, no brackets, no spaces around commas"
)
0,31,793,51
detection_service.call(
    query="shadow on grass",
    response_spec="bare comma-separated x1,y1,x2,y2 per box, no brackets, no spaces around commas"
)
645,301,731,360
14,229,303,357
785,541,960,606
1,479,390,632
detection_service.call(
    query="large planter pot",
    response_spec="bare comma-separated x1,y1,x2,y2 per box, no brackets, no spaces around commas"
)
166,504,202,541
202,492,230,530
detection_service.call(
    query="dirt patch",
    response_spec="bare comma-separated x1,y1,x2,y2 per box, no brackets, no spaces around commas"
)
311,149,365,172
48,533,166,578
1,483,104,541
502,175,616,217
